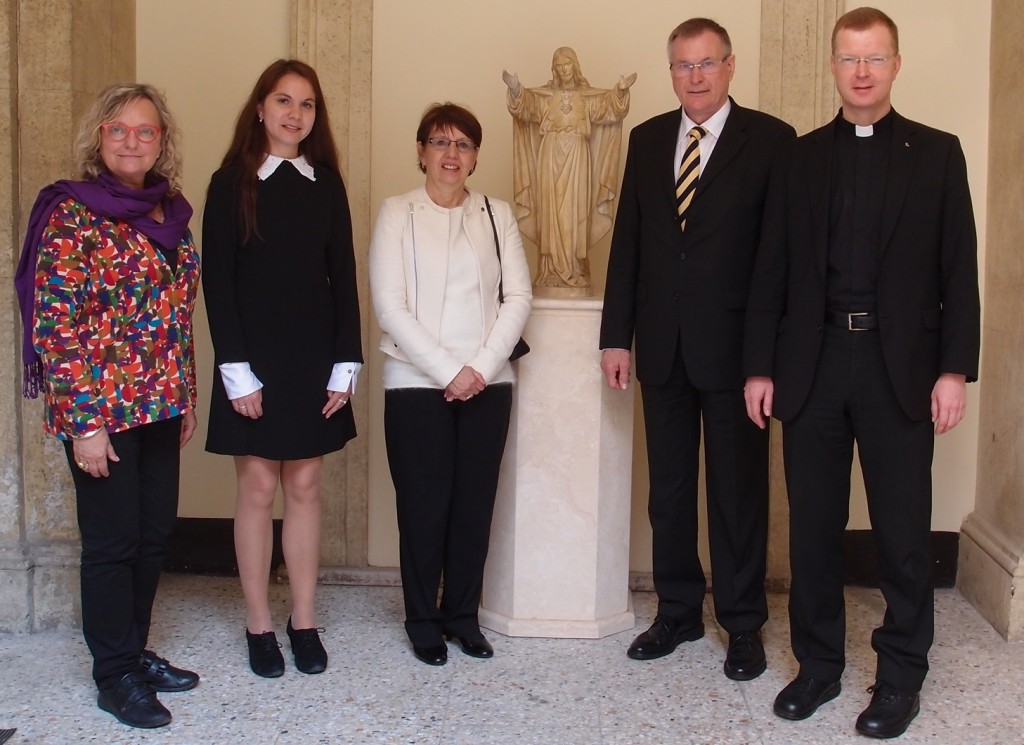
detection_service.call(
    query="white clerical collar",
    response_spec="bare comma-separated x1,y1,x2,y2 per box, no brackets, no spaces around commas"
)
258,154,316,181
855,124,874,138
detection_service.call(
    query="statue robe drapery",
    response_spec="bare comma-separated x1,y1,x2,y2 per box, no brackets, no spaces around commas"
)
508,84,629,288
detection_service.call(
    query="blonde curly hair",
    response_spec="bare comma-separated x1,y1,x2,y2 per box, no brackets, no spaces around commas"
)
74,83,184,194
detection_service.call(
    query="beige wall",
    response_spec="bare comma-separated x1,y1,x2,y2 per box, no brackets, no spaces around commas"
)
136,0,990,570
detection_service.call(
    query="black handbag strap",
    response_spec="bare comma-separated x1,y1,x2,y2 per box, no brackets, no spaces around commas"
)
484,195,505,304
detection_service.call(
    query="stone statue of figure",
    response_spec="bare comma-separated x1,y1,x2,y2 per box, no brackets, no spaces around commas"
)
503,48,636,295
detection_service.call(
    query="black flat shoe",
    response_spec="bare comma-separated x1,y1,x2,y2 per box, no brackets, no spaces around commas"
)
139,649,199,692
855,681,920,739
97,672,171,729
626,614,704,660
773,676,841,720
412,644,448,666
246,629,285,678
445,633,494,659
287,616,328,674
723,631,767,681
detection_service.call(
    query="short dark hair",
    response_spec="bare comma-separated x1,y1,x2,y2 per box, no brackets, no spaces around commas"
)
832,7,899,54
415,102,483,173
667,18,732,57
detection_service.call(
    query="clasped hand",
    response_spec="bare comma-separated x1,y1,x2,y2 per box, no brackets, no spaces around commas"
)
445,365,485,402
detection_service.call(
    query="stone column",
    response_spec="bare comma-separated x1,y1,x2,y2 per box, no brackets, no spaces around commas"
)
1,0,135,632
756,0,842,588
291,0,374,571
956,0,1024,641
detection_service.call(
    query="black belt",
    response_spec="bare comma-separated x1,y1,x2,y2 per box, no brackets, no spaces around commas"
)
826,310,878,331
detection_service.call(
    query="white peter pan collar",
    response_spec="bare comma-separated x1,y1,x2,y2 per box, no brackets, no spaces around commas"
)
258,154,316,181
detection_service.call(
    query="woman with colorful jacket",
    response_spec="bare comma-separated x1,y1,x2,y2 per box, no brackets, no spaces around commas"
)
15,83,200,729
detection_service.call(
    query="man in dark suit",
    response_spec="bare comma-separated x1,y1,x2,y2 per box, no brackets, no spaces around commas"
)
744,7,980,738
600,18,795,681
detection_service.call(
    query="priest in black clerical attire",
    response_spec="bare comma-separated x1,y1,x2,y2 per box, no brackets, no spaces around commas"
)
743,7,980,739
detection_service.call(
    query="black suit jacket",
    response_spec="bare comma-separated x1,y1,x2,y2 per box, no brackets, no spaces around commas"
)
743,110,980,422
601,99,796,389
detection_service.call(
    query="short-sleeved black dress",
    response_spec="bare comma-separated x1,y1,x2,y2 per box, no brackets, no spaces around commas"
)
202,161,362,459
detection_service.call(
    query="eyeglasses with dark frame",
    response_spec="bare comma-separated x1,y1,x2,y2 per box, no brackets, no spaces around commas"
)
425,137,478,153
101,122,162,143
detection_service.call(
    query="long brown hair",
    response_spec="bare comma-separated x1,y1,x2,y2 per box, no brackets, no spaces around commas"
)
221,59,341,242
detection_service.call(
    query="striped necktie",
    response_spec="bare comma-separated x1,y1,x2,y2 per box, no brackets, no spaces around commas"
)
675,126,707,232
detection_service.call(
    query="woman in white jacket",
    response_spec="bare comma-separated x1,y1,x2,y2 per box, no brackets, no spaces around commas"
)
369,103,531,666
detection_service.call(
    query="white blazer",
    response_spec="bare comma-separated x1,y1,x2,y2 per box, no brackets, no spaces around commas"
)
369,187,532,388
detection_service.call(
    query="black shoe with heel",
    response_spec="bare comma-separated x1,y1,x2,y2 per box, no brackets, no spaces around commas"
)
412,644,448,666
444,632,494,659
246,629,285,678
286,616,328,674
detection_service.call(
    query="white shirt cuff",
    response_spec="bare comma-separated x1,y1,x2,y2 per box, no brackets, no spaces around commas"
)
219,362,264,400
328,362,362,395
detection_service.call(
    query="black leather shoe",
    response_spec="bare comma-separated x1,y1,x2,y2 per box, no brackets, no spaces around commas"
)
287,616,328,674
723,631,767,681
626,614,704,660
97,672,171,729
855,681,920,738
412,644,448,666
139,649,199,692
246,629,285,678
445,632,494,659
773,676,842,720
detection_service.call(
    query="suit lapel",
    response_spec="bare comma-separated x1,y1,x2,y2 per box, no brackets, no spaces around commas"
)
879,110,917,255
697,103,746,194
807,120,836,280
657,110,683,205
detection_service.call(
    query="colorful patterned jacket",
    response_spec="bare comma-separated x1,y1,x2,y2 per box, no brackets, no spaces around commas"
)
33,198,200,440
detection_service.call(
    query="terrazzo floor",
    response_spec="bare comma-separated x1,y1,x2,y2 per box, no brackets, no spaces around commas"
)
0,574,1021,744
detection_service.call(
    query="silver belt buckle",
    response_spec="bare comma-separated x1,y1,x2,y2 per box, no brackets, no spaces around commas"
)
848,312,869,331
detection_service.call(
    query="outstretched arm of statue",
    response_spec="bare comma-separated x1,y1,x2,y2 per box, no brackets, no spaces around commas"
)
502,69,522,98
616,72,638,93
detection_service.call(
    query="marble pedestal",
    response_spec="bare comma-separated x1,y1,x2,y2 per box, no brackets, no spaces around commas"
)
480,298,636,638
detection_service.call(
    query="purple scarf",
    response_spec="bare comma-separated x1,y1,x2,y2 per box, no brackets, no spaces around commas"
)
14,171,194,398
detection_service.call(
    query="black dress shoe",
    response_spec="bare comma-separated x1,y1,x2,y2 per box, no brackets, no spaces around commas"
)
139,649,199,692
855,681,920,739
773,676,842,720
246,629,285,678
412,643,448,666
445,632,494,659
626,614,704,660
97,672,171,729
287,616,328,674
723,631,767,681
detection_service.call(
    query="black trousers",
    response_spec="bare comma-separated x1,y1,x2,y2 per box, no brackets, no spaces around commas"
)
640,334,770,632
64,416,183,686
782,326,934,691
384,384,512,647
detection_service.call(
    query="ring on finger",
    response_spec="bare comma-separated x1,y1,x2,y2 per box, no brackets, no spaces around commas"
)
77,460,88,469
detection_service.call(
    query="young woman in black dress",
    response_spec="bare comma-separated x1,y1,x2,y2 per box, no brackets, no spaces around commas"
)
202,59,362,678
